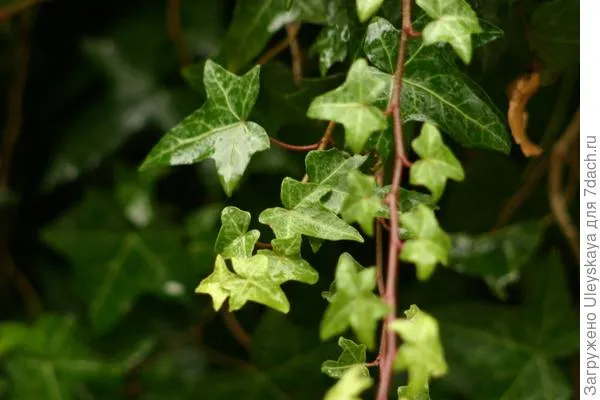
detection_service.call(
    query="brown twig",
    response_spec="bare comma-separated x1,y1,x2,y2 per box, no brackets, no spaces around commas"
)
0,242,42,318
222,308,253,351
254,241,273,249
166,0,191,67
286,22,303,86
301,121,336,183
548,109,580,262
377,1,414,398
256,24,301,66
0,0,42,22
0,13,31,187
270,137,322,152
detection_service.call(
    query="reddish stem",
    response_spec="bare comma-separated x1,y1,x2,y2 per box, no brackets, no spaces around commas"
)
222,308,252,351
269,136,322,152
377,1,414,398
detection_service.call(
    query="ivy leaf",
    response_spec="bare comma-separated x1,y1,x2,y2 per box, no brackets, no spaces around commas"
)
0,315,132,398
356,0,384,22
320,253,388,349
415,0,482,64
214,206,260,259
450,220,546,299
196,254,290,313
307,59,388,153
400,204,451,280
281,177,331,209
257,235,319,285
433,253,578,399
324,365,373,400
341,170,382,236
375,186,436,215
305,148,367,213
398,384,431,400
140,60,269,197
219,0,327,72
390,305,448,396
321,337,369,379
43,190,194,333
363,17,510,153
410,123,465,202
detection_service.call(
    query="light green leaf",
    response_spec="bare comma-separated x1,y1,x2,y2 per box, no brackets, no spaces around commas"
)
390,305,448,396
305,149,367,213
398,384,431,400
363,17,510,153
416,0,482,64
433,254,578,399
43,190,194,333
450,220,546,299
257,235,319,285
259,207,364,243
307,59,388,153
281,177,331,209
341,170,382,236
140,60,269,196
400,204,451,280
324,365,373,400
215,206,260,259
219,0,327,72
322,337,369,379
356,0,384,22
320,253,388,349
410,123,464,202
196,254,290,313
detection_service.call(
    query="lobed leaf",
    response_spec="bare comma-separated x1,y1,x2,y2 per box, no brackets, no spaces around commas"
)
214,206,260,259
324,365,373,400
322,337,369,379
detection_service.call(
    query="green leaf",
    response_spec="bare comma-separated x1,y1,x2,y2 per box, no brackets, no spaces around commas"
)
281,177,332,209
320,253,388,349
433,254,578,399
257,235,319,285
321,337,369,379
196,254,290,313
363,17,510,153
307,59,388,153
140,60,269,196
42,191,194,333
415,0,482,64
305,149,367,213
375,186,436,215
215,206,260,259
390,305,448,396
400,204,451,280
324,365,373,400
341,170,382,236
398,384,431,400
219,0,327,72
356,0,384,22
410,123,465,202
531,0,579,72
450,220,546,299
0,315,126,399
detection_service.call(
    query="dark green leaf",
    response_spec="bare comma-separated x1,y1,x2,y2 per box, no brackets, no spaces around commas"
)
321,337,369,379
320,253,388,349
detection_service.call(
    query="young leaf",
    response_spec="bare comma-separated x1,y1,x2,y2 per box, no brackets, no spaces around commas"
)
390,305,448,396
324,365,373,400
398,384,431,400
305,149,367,213
322,337,369,379
214,206,260,259
196,254,290,313
257,235,319,285
320,253,388,349
43,190,194,333
307,59,388,153
140,60,269,196
450,220,546,299
415,0,482,64
356,0,384,22
363,17,510,154
400,204,451,280
410,123,465,202
341,170,382,236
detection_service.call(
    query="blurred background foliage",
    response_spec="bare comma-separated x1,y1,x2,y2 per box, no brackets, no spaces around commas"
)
0,0,579,398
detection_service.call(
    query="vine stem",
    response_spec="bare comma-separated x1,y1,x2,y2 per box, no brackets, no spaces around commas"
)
166,0,191,67
377,1,414,398
222,306,253,351
269,136,321,152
